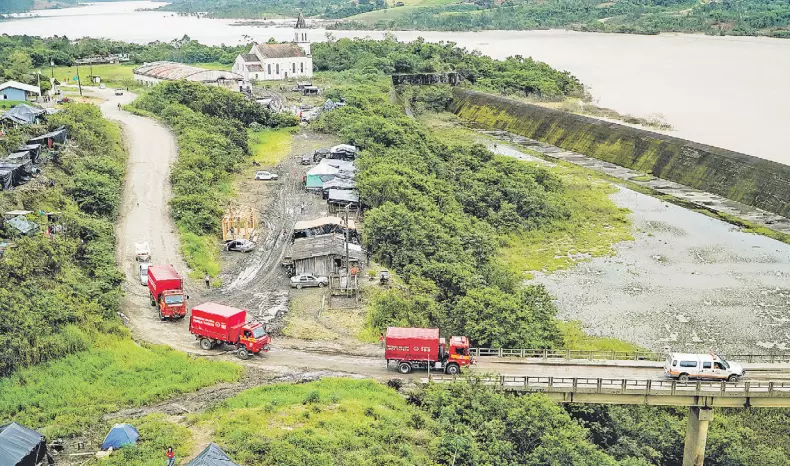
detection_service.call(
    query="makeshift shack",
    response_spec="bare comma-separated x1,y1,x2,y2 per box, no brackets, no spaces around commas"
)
321,178,356,200
305,159,355,190
288,233,362,276
17,144,42,164
101,423,139,450
27,126,67,149
5,216,39,236
329,144,357,161
327,189,360,213
293,216,357,241
301,85,320,96
0,422,51,466
0,162,33,191
312,148,329,162
222,206,256,242
3,151,32,165
186,443,240,466
1,104,46,125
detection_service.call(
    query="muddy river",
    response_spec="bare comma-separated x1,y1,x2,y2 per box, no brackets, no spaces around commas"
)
3,1,790,162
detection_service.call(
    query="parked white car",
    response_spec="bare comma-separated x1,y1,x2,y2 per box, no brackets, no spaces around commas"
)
255,171,279,181
138,263,149,286
664,353,745,382
290,273,328,289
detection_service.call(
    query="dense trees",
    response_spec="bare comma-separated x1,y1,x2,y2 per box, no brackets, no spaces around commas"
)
313,37,583,100
0,105,126,376
336,0,790,38
314,72,569,347
160,0,386,19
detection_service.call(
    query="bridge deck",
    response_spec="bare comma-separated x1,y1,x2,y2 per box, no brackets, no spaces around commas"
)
423,376,790,407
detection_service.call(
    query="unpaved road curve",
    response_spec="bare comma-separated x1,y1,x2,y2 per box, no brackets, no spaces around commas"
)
96,88,790,383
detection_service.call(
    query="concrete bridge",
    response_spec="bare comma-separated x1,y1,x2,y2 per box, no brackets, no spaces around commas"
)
423,375,790,466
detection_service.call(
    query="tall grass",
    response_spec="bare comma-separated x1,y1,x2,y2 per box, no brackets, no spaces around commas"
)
0,334,241,437
196,378,437,466
85,414,193,466
248,128,294,167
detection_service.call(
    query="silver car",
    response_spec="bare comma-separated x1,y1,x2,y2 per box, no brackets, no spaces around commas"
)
139,263,149,286
290,273,328,289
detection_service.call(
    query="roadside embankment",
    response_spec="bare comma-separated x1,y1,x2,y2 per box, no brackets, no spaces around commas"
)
450,88,790,219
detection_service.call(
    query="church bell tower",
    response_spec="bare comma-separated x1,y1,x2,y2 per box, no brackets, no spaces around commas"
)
294,11,311,56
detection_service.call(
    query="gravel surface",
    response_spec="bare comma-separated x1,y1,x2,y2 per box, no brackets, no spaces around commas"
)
534,188,790,354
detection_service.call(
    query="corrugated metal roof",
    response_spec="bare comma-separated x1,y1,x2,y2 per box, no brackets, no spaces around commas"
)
293,216,356,231
133,61,243,82
254,43,306,59
290,234,362,261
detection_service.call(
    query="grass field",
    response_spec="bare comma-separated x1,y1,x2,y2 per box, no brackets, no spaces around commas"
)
345,0,456,22
194,378,436,465
84,414,193,466
248,128,294,166
0,99,29,110
0,333,242,437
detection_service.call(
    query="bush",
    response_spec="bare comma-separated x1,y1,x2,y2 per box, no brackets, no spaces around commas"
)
130,81,297,275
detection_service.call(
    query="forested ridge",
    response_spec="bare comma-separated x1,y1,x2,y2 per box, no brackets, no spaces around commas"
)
159,0,388,19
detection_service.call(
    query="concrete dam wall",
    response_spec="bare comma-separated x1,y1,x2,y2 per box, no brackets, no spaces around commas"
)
450,88,790,218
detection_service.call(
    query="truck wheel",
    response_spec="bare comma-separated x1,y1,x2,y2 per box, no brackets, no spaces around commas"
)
678,373,689,383
445,364,460,376
297,284,303,289
318,282,325,287
727,374,738,382
200,338,213,351
397,362,412,374
237,348,250,360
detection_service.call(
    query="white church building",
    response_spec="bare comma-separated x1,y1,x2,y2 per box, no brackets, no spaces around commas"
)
233,13,313,82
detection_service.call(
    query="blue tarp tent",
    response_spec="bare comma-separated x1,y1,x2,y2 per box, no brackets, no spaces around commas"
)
101,423,139,450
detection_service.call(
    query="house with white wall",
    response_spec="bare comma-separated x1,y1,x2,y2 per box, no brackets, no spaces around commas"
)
233,12,313,82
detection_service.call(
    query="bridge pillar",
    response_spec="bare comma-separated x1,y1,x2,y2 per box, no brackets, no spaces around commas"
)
683,407,713,466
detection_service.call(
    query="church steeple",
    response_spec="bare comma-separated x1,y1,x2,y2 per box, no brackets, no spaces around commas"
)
294,11,311,56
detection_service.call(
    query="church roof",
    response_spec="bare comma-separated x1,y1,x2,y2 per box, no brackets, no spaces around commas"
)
240,54,259,63
295,11,307,29
253,43,306,59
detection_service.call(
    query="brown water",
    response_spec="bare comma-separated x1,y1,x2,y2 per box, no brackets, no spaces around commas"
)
2,2,789,162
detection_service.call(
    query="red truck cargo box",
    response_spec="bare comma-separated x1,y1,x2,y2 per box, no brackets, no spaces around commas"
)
190,302,247,342
148,265,183,298
385,327,439,362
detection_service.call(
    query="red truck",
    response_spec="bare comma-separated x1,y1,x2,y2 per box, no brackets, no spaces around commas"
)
147,265,187,320
189,302,271,360
385,327,472,375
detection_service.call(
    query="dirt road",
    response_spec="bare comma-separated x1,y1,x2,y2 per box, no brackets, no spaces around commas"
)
95,88,790,385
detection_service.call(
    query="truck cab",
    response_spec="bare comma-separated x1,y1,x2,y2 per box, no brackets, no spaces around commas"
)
237,322,271,357
158,289,187,319
445,336,472,367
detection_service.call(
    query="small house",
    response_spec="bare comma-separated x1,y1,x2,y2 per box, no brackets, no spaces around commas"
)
305,158,355,190
27,126,68,149
289,233,362,276
329,144,357,161
321,178,356,200
293,216,357,241
327,189,360,213
0,81,41,102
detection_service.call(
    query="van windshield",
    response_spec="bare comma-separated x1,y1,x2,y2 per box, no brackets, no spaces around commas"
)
719,360,730,369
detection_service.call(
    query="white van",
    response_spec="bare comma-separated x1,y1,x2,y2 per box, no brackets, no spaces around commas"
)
664,353,745,382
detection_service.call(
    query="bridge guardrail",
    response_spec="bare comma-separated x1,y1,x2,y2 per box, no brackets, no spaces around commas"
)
425,375,790,398
469,348,790,364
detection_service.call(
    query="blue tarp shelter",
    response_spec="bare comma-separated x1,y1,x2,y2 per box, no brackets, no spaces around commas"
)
101,423,139,450
0,422,49,466
186,443,240,466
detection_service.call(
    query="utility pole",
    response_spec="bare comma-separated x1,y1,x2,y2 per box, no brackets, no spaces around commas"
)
344,204,350,278
50,58,54,79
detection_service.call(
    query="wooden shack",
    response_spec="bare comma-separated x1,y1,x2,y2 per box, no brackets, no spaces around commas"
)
289,233,362,276
222,206,256,241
